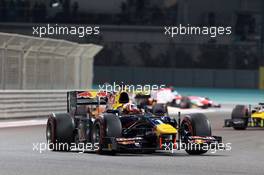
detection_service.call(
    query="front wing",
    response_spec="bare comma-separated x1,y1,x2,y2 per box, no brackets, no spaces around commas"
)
100,135,223,152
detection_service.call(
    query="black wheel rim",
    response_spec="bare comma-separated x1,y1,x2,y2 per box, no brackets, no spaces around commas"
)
93,125,100,144
181,122,192,139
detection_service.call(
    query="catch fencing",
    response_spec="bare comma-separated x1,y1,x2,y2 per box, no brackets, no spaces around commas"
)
0,32,102,90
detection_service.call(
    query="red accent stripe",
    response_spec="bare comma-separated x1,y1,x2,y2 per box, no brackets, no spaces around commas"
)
159,137,162,149
173,137,177,149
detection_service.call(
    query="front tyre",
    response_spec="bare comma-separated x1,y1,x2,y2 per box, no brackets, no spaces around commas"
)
231,105,248,130
181,113,212,155
92,114,122,155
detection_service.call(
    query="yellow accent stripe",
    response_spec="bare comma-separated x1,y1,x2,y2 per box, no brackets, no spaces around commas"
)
259,67,264,89
252,112,264,120
261,120,264,127
155,123,177,135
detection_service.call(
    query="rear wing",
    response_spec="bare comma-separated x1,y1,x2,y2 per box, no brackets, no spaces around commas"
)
67,91,108,113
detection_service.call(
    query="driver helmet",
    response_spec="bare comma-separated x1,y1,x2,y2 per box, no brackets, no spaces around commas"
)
123,103,140,114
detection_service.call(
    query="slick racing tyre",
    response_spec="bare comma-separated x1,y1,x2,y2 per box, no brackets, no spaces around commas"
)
179,96,191,109
46,113,75,151
181,113,212,155
92,114,122,155
231,105,249,130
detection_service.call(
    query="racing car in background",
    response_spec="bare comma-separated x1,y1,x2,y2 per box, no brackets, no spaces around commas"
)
188,96,221,109
46,90,223,155
224,103,264,130
134,88,220,110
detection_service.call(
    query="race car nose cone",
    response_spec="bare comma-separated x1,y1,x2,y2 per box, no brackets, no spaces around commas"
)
155,124,177,135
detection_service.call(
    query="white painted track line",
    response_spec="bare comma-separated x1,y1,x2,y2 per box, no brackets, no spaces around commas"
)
0,119,47,128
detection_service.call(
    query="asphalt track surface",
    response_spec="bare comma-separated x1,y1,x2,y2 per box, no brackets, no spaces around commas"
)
0,106,264,175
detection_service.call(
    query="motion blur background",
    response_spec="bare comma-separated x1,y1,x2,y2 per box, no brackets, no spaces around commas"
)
0,0,264,89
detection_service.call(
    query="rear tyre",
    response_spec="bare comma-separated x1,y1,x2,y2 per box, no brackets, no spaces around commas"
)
46,117,56,150
46,113,75,151
231,105,248,130
181,113,211,155
92,114,122,155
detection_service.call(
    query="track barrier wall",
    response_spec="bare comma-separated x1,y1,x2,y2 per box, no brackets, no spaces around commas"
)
0,90,67,119
94,66,259,89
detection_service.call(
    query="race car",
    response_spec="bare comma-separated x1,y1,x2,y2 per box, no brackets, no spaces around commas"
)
188,96,221,109
133,88,191,109
224,103,264,130
134,88,220,110
46,90,223,155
